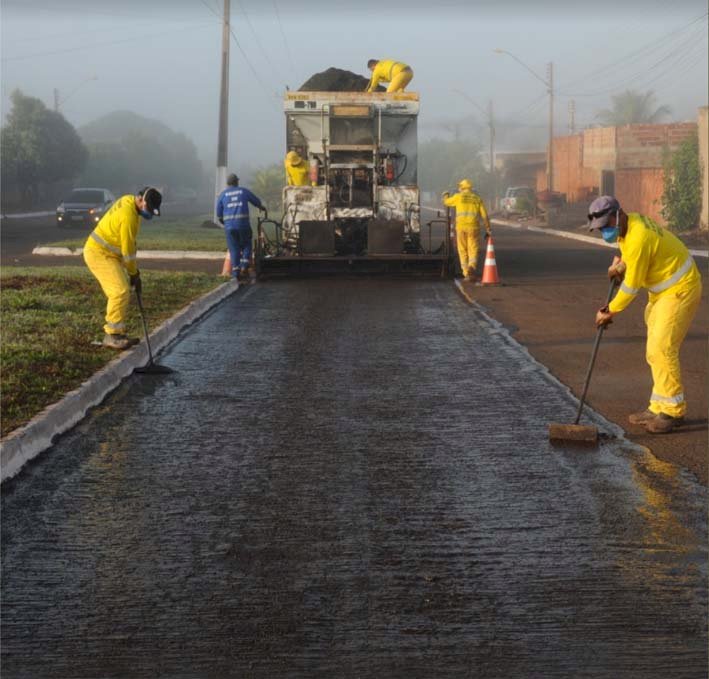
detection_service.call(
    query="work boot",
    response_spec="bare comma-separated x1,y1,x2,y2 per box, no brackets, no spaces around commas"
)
102,333,139,350
628,409,657,425
645,413,684,434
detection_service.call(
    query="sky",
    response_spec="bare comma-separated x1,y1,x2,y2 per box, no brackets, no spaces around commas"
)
1,0,707,180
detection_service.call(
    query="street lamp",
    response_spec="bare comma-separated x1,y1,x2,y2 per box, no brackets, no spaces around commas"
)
493,49,554,193
452,89,496,209
54,74,98,112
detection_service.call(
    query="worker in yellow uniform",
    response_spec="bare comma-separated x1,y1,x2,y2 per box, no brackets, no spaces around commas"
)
83,187,162,349
591,195,702,434
443,179,491,281
284,150,309,186
366,59,413,93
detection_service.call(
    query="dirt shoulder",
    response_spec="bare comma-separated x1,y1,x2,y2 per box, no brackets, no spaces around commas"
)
465,226,708,485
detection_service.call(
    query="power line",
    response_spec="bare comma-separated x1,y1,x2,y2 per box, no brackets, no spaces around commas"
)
1,22,215,62
198,0,280,110
3,0,194,20
560,26,707,97
273,0,296,79
234,0,287,89
557,13,707,96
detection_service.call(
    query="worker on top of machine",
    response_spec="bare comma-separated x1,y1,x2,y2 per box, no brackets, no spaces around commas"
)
590,195,702,434
443,179,491,282
365,59,413,93
216,173,265,281
84,187,162,349
284,151,309,186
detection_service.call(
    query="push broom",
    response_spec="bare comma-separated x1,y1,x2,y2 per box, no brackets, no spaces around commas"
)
133,289,174,375
548,278,618,444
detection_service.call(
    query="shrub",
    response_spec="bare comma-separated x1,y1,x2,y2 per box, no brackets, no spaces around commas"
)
661,134,701,232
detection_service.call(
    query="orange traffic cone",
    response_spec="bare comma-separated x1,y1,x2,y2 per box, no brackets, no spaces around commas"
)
220,251,231,277
481,236,501,285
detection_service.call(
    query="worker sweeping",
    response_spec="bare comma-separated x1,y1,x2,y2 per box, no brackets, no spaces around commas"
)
365,59,413,93
443,179,491,282
284,151,309,186
83,187,162,350
589,195,702,434
216,173,265,281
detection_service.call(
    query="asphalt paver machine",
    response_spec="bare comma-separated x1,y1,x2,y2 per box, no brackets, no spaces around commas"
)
256,91,451,276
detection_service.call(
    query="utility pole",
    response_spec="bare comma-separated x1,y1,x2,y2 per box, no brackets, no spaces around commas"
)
488,99,496,209
568,99,576,135
546,62,554,192
214,0,231,222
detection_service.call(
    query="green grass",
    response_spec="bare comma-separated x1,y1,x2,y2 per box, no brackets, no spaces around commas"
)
49,215,232,252
1,266,224,436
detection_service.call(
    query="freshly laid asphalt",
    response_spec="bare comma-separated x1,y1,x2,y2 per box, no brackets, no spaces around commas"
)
2,279,706,678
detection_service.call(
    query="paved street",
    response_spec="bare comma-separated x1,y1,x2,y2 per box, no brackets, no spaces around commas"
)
470,225,709,484
2,279,706,678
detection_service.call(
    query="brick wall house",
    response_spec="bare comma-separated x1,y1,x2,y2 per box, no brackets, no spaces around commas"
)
540,119,700,226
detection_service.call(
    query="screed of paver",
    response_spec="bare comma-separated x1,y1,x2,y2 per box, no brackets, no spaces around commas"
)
1,279,706,679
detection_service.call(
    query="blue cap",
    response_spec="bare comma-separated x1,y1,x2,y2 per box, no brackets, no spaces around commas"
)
588,195,620,231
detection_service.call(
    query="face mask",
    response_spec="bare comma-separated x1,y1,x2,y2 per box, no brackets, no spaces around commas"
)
600,226,618,243
139,209,153,220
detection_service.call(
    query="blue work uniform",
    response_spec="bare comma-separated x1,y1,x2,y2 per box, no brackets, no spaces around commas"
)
216,186,263,277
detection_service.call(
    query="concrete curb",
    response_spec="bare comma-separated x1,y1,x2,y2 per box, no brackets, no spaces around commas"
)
421,206,708,258
0,280,240,483
32,246,226,260
492,217,709,259
2,210,54,219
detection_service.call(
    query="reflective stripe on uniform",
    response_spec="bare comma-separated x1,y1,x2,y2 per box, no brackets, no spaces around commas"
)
106,320,125,331
647,256,694,294
90,231,121,255
651,391,685,405
123,254,136,262
620,281,639,296
456,211,480,217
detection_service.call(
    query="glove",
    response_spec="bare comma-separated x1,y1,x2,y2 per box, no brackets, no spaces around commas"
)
608,257,626,283
485,231,491,240
129,272,142,296
595,306,614,328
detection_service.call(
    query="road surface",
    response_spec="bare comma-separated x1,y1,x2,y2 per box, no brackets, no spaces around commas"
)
2,279,706,678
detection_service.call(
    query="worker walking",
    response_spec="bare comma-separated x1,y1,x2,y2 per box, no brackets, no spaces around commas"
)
366,59,413,93
590,195,702,434
216,173,264,281
284,151,309,186
443,179,491,281
84,187,162,350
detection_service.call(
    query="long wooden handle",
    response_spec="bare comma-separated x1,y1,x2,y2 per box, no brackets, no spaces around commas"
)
573,279,618,425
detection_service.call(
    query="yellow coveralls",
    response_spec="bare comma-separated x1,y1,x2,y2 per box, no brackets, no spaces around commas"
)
83,195,141,336
608,213,702,418
443,189,489,277
367,60,413,93
284,157,309,186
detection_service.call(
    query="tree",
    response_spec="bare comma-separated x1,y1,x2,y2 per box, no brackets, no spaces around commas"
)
77,111,205,196
595,90,671,126
1,89,87,205
418,138,488,197
661,134,701,232
250,165,285,216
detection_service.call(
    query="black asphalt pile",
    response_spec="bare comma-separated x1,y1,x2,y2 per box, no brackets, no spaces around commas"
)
299,67,384,92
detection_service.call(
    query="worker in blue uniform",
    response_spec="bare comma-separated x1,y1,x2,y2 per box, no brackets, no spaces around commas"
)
216,173,265,280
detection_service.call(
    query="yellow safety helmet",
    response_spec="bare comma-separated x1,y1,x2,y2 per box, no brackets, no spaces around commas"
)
286,150,302,166
458,179,473,191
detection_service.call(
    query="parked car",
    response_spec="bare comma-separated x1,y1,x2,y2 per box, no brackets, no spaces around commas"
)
56,188,115,228
501,186,536,215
